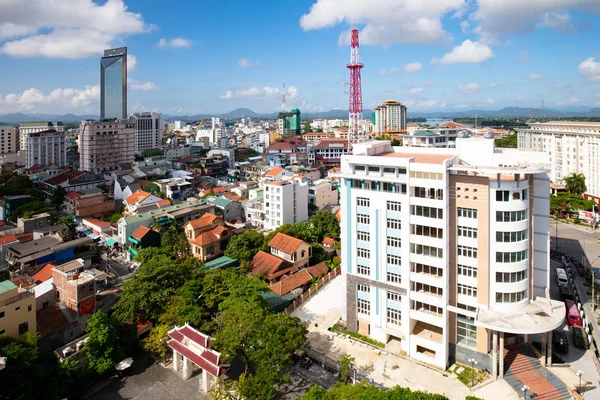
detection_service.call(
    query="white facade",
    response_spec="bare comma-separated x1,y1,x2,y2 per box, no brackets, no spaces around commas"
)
25,130,67,168
263,178,309,231
19,122,64,151
340,139,557,370
131,112,163,153
373,100,407,133
517,121,600,197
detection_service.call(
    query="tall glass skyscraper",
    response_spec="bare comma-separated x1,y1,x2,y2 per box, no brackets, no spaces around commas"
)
100,47,127,120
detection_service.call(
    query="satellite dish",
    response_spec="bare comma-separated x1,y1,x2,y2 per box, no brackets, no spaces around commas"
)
484,129,494,139
457,130,469,138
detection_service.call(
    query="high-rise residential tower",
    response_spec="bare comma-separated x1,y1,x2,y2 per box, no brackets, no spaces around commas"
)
373,100,407,134
79,119,135,172
100,47,127,120
131,112,163,153
340,137,564,374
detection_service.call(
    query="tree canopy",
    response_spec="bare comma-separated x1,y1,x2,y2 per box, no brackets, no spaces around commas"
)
563,172,587,195
300,382,449,400
50,185,67,208
85,311,123,375
224,229,267,262
550,192,595,214
494,133,518,148
311,210,340,242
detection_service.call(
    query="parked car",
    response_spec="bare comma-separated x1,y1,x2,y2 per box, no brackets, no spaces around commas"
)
559,285,575,301
552,330,569,354
572,326,590,350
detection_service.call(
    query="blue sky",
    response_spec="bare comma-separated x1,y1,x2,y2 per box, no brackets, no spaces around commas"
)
0,0,600,116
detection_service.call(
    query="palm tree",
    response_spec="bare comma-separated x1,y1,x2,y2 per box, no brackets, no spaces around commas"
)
563,173,587,195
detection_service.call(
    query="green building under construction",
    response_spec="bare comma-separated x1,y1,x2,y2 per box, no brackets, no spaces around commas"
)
277,108,301,136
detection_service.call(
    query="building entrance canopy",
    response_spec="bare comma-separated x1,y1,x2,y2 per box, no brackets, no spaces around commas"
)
475,297,565,335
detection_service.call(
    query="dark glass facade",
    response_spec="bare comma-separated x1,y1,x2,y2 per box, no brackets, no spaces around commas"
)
100,47,127,120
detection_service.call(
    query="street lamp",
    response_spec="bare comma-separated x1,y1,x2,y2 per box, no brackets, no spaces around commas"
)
521,385,530,400
576,370,583,394
468,358,478,387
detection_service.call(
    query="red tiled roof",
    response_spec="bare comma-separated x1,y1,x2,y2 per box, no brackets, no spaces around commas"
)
167,340,221,377
221,192,242,202
131,225,151,240
32,262,56,284
82,218,111,229
267,141,296,150
156,199,170,207
438,121,465,128
37,304,74,337
263,167,283,177
306,262,329,278
66,191,81,200
268,232,304,255
125,190,152,205
335,208,341,221
314,139,348,149
187,213,220,230
270,270,313,296
322,237,335,246
167,325,224,377
43,169,85,186
268,265,299,281
190,231,219,246
0,234,18,245
0,220,15,228
252,250,285,276
15,232,33,242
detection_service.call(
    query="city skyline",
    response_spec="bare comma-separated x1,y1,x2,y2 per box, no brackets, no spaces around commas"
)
0,0,600,116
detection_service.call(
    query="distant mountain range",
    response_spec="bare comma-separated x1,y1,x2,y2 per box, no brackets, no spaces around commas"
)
2,106,600,124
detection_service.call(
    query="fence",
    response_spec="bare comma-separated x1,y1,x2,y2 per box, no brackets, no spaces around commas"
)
284,266,341,314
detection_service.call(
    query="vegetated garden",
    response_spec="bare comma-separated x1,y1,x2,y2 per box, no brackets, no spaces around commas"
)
550,173,597,226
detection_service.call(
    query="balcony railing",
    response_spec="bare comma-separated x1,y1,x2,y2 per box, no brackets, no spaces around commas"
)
0,289,33,307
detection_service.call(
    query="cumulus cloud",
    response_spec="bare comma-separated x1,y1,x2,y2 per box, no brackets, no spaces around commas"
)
127,78,158,91
403,62,422,73
408,87,424,94
158,37,192,49
458,83,480,94
433,39,493,64
239,58,261,68
537,12,573,32
473,0,600,42
0,85,99,114
460,20,470,34
0,0,153,58
219,85,299,100
579,57,600,81
528,73,543,80
403,99,441,109
127,54,137,72
377,68,399,76
299,0,466,46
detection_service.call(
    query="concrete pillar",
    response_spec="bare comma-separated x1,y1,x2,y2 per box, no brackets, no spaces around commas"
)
499,332,505,378
547,331,553,366
182,357,193,380
492,331,498,380
541,332,547,367
201,369,210,392
173,350,180,371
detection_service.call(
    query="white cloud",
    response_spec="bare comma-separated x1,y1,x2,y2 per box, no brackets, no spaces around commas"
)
558,96,585,106
528,73,543,80
127,54,137,72
481,97,495,105
488,82,499,87
127,78,158,91
408,87,424,94
537,12,573,32
473,0,600,42
219,85,299,100
403,99,441,109
0,85,99,114
238,58,261,68
458,82,480,94
0,0,153,58
403,62,422,73
158,37,192,49
460,20,470,33
433,40,493,64
579,57,600,81
377,67,399,76
299,0,466,46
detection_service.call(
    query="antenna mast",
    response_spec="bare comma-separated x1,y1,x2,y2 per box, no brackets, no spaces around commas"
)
541,97,544,120
347,28,364,149
281,82,286,111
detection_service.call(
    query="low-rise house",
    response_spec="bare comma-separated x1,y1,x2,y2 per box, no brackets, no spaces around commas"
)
124,190,163,214
269,262,329,296
0,279,36,337
0,195,35,221
308,180,339,210
127,226,161,259
154,178,195,200
81,218,113,236
231,181,259,198
40,169,106,193
17,212,51,233
268,233,312,269
251,250,297,283
243,199,264,229
262,167,294,183
51,259,95,316
71,191,115,217
0,234,19,266
6,235,92,268
205,196,243,223
185,213,230,262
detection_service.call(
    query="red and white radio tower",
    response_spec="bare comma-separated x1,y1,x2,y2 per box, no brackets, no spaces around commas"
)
347,28,364,148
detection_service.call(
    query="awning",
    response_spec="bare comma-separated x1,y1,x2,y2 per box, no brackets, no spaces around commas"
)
104,238,117,247
129,248,138,256
128,237,141,245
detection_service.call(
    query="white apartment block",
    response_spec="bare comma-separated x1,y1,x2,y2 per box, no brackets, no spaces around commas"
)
25,129,67,168
340,138,563,373
517,121,600,198
402,122,467,148
0,125,19,154
19,121,64,151
263,178,309,231
131,112,163,153
373,100,407,133
79,120,135,172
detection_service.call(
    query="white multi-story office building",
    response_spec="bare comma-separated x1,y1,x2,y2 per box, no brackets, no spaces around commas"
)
263,178,309,231
339,138,563,374
25,129,67,168
373,100,407,133
19,121,64,151
131,112,163,153
402,122,467,148
517,121,600,198
0,125,19,154
79,120,135,172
